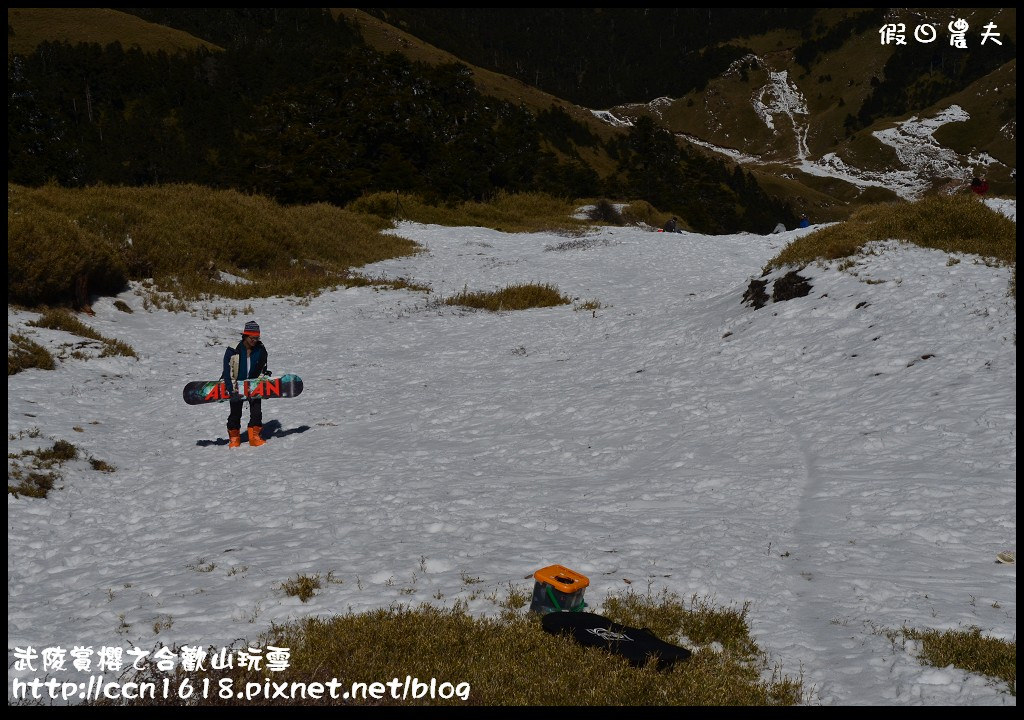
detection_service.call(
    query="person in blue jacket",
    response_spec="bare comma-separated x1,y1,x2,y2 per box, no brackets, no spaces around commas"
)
798,213,811,229
222,320,270,447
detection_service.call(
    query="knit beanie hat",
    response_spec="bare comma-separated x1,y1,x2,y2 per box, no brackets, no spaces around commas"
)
242,320,260,337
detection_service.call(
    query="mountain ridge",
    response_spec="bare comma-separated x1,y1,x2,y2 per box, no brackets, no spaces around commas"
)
357,8,1017,217
7,7,1016,226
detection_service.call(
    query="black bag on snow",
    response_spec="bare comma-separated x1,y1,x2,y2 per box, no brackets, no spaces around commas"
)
541,611,692,669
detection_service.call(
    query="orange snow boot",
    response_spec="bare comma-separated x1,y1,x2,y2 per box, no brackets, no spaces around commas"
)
228,428,242,448
248,426,266,447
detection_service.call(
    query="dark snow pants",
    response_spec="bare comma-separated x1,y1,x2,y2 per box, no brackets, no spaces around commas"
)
227,399,263,430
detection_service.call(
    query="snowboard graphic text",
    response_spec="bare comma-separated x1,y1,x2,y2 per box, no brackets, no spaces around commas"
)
205,377,283,401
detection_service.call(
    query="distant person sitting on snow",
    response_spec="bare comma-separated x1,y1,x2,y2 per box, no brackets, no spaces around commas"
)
662,216,682,233
222,320,270,448
798,214,811,229
970,175,989,195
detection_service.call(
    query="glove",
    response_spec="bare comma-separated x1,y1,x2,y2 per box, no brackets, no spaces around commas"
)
223,381,241,401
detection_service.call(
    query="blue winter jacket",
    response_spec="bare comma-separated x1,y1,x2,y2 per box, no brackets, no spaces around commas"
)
222,340,269,387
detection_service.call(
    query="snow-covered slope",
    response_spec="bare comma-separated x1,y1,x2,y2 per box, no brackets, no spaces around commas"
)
7,204,1017,706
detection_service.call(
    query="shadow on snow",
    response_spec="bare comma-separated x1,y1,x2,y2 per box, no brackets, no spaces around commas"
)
195,419,312,446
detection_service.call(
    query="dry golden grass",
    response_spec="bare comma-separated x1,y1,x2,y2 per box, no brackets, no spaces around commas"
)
7,7,222,57
8,183,608,311
348,190,589,234
892,626,1016,696
27,308,138,358
8,333,56,375
93,589,804,706
7,470,56,499
8,182,417,307
280,574,323,603
445,283,572,312
7,440,78,499
619,199,676,229
766,194,1016,273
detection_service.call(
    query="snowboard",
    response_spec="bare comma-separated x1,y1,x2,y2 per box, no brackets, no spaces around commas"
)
541,611,692,669
182,374,303,406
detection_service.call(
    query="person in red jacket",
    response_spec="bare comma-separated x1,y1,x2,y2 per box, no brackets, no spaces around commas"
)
970,175,989,195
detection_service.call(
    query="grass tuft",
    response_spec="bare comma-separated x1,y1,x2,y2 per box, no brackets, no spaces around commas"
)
445,283,571,312
904,626,1015,696
35,439,78,463
7,470,57,499
8,333,56,375
603,589,759,659
8,439,78,498
574,298,603,312
89,458,117,473
99,339,139,359
587,199,624,225
345,273,431,293
27,308,138,358
281,574,324,603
